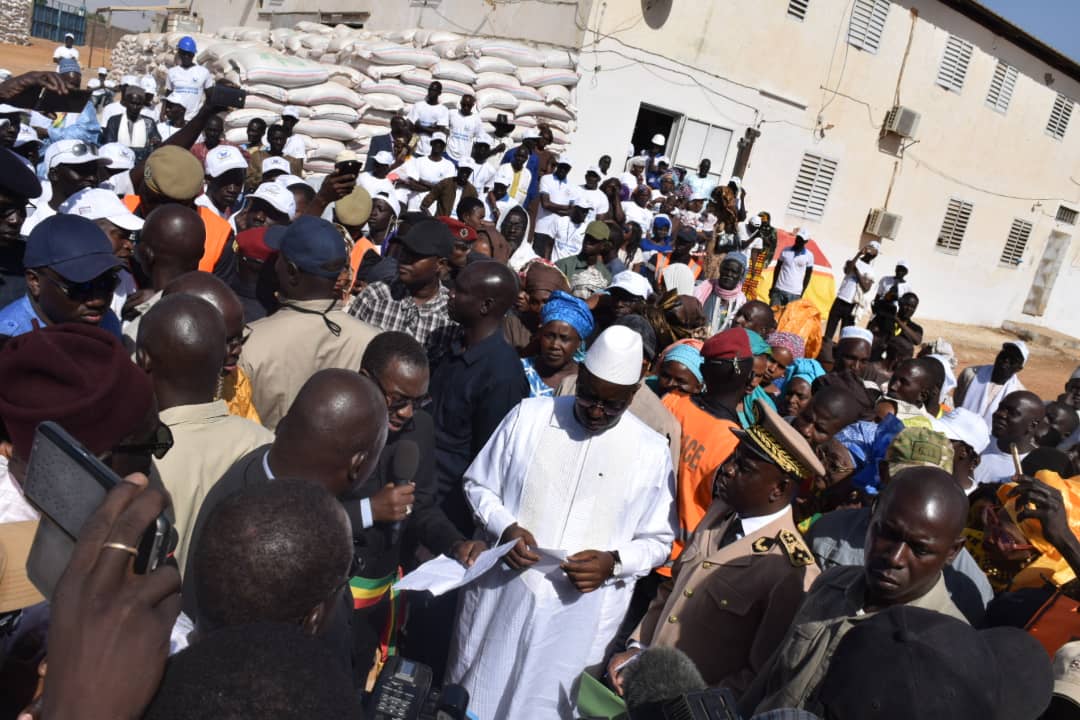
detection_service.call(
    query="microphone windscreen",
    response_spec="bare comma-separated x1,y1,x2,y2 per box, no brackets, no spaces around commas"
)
623,646,706,714
390,439,420,486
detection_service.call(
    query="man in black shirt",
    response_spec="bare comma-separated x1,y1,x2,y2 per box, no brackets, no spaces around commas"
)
429,260,529,535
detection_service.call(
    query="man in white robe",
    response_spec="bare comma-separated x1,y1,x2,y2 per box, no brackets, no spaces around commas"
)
448,326,676,719
954,341,1027,430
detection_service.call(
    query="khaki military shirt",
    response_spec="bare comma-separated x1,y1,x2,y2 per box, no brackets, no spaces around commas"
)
239,298,380,430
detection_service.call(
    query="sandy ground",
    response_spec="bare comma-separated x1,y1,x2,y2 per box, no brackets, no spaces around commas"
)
0,39,111,77
921,318,1075,401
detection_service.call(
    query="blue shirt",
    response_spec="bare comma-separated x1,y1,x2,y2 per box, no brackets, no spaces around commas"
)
0,294,122,338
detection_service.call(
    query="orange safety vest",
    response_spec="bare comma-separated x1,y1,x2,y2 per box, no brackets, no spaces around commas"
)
659,392,740,577
654,252,702,281
123,195,233,273
349,236,378,279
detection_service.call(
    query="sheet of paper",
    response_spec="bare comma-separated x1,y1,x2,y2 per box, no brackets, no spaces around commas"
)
394,539,517,595
531,547,568,575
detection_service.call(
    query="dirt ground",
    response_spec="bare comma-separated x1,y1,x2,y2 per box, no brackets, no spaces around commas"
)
0,39,111,77
921,318,1075,401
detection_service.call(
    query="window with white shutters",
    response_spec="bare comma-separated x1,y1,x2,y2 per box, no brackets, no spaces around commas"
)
935,198,973,253
936,35,974,93
788,0,809,20
1047,93,1074,140
1056,205,1077,225
999,218,1032,266
847,0,890,54
985,60,1018,112
787,153,838,220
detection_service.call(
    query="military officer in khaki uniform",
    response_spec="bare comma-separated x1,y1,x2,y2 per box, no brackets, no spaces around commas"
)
609,397,824,695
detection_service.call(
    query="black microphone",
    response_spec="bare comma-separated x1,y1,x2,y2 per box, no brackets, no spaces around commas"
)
623,646,707,720
390,439,420,545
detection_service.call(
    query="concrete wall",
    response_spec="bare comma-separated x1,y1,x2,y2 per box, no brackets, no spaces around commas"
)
567,0,1080,335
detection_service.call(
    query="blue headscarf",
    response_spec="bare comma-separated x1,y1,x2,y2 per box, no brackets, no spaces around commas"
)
662,344,704,383
641,214,672,254
778,358,826,393
540,290,594,341
837,415,906,495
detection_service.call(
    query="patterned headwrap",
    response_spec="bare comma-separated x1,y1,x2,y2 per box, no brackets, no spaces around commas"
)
540,290,594,341
766,331,806,360
661,343,704,383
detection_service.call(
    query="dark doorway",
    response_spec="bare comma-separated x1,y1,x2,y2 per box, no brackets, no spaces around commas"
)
629,105,679,167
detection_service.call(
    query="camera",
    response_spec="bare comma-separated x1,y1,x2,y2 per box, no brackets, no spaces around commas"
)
364,656,469,720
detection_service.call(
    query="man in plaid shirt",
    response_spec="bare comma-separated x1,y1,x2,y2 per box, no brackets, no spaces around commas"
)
349,220,459,366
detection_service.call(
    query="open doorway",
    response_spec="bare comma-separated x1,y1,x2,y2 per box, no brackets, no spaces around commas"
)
1022,231,1072,316
629,104,679,169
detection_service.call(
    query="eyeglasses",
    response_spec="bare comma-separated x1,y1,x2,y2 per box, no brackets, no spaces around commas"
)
372,374,431,413
575,393,630,417
112,422,174,460
42,268,119,301
226,325,253,350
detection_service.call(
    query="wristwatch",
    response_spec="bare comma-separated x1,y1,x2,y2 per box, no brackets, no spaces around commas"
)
609,550,622,578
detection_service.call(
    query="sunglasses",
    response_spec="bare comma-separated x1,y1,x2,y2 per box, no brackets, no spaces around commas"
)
42,268,119,301
112,422,174,460
372,374,431,413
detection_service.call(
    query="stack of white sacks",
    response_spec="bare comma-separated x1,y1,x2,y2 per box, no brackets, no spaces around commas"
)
109,24,580,177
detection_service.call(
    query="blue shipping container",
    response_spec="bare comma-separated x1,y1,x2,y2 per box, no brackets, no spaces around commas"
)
31,0,87,46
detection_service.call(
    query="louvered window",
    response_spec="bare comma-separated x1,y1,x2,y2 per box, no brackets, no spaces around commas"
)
999,219,1032,266
1056,205,1077,225
1047,93,1074,140
847,0,890,54
788,153,838,220
935,198,973,253
788,0,809,20
985,60,1018,112
937,35,974,92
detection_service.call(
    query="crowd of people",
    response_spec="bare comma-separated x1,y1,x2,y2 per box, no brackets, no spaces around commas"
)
0,41,1078,720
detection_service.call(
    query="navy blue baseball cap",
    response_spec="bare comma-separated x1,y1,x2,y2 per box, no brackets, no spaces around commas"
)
24,215,121,282
265,216,346,279
0,147,41,200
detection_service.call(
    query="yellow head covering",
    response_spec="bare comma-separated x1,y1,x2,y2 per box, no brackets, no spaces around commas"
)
996,470,1080,590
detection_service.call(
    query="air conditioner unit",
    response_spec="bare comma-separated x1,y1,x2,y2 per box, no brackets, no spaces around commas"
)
884,105,920,138
865,208,902,239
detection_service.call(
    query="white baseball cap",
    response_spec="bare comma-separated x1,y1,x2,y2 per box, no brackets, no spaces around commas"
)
64,32,75,39
522,128,540,140
655,155,671,165
120,74,137,86
938,408,991,455
457,158,478,173
139,76,157,95
373,151,394,166
651,133,666,145
897,258,910,268
97,66,108,75
45,140,104,169
494,164,515,187
0,103,23,115
281,105,301,119
249,182,296,218
555,154,572,166
607,270,653,300
98,143,136,171
431,131,448,143
585,165,602,177
866,239,882,252
59,187,144,231
474,133,493,146
14,125,40,149
261,156,291,175
275,174,307,189
569,188,591,209
839,326,875,344
1003,339,1030,365
1053,641,1080,708
748,215,761,228
372,191,401,218
205,145,248,178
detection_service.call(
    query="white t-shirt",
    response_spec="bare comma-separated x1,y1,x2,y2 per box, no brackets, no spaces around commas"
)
974,445,1028,485
53,46,79,67
836,259,875,303
550,215,589,263
581,186,609,223
157,122,181,141
283,134,307,160
500,165,532,206
407,102,449,157
774,248,815,295
165,64,213,119
21,202,56,238
358,173,396,201
471,160,498,195
535,174,575,236
621,201,654,236
446,110,482,161
874,275,913,301
402,156,455,212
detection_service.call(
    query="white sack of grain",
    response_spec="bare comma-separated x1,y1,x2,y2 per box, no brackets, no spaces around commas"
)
243,83,290,103
360,82,426,103
228,49,330,88
400,68,433,87
475,88,519,111
515,100,574,122
244,94,285,113
356,42,439,69
309,103,361,123
541,48,578,69
431,60,476,84
464,56,516,75
466,39,543,67
307,137,347,160
287,82,364,107
225,108,280,129
539,84,572,107
516,67,579,88
293,119,356,142
325,65,366,89
428,40,471,60
347,59,415,81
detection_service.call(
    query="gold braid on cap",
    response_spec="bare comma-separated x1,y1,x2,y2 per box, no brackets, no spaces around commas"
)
744,424,813,480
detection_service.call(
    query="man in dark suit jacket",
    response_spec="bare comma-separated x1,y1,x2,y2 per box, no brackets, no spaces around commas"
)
99,85,161,163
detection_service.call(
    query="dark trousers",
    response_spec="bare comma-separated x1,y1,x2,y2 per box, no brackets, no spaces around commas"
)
823,297,857,345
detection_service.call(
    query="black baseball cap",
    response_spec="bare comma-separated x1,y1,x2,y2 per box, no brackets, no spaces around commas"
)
0,147,41,200
400,220,455,259
24,215,121,282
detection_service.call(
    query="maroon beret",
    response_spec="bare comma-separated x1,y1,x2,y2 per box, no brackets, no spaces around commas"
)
0,324,155,461
701,326,754,361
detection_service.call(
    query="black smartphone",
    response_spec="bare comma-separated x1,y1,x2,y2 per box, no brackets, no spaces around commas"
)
207,83,246,109
336,159,361,176
22,421,175,599
35,88,92,114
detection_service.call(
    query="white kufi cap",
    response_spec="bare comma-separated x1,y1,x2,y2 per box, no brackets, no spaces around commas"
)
584,326,644,385
839,326,874,344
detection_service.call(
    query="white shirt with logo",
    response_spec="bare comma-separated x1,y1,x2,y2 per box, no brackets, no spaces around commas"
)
166,64,213,119
774,248,815,295
446,110,482,162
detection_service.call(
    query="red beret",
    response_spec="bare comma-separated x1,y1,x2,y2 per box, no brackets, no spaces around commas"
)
0,324,155,461
437,216,477,243
701,327,754,361
235,227,275,262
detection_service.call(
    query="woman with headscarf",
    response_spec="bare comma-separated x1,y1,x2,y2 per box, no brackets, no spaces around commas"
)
650,342,704,397
640,213,672,257
520,290,594,397
501,205,532,269
504,260,569,357
736,329,779,428
694,254,747,335
764,330,805,397
779,358,826,418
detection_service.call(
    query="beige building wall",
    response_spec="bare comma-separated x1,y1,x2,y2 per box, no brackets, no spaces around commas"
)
567,0,1080,335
